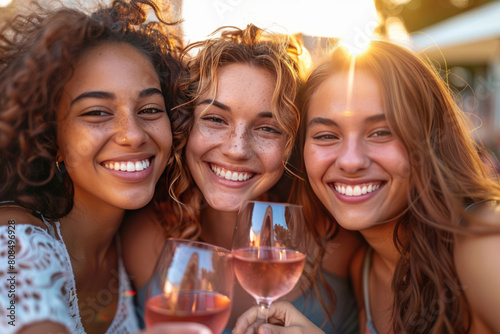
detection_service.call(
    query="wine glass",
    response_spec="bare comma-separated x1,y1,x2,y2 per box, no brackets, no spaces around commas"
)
232,201,307,330
144,238,234,334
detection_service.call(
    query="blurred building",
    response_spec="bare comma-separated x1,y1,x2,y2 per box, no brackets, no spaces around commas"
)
399,0,500,158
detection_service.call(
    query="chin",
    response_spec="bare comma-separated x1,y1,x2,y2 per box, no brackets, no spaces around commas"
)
204,196,244,213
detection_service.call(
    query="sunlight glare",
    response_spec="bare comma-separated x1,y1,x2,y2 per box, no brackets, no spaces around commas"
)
182,0,379,43
0,0,12,7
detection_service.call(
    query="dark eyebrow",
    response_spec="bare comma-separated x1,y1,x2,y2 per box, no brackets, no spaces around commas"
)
308,114,386,128
70,91,115,106
257,111,274,118
308,117,339,128
198,99,274,118
139,88,163,98
70,88,163,107
198,99,231,111
364,114,386,124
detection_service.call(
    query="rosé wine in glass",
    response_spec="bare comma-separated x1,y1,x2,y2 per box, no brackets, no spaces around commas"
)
232,201,307,331
145,239,234,334
145,290,231,334
233,247,305,302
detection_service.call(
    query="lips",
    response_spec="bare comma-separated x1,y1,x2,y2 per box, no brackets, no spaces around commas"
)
331,182,382,197
210,163,254,181
102,158,151,172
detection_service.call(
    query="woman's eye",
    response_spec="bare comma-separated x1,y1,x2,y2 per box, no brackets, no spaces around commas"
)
371,130,391,137
202,116,225,124
139,107,165,115
312,133,339,140
81,109,111,116
258,126,281,134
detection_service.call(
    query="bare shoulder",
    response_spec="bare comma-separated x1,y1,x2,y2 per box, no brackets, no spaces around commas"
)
120,203,168,289
322,226,365,277
0,206,45,229
454,226,500,332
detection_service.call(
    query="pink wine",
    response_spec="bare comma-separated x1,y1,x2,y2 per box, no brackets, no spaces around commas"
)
145,291,231,334
233,247,306,302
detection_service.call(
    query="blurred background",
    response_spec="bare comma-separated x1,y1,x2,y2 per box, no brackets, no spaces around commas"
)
1,0,499,159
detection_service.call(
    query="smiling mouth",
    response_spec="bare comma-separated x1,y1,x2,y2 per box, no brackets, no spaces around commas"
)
331,182,382,196
103,158,151,172
210,163,254,181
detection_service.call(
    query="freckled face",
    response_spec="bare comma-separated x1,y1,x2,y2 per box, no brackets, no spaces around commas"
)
304,71,410,231
186,63,286,212
57,43,172,212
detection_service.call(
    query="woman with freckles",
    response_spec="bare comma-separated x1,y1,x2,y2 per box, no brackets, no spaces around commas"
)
121,25,361,333
0,1,183,333
233,40,500,334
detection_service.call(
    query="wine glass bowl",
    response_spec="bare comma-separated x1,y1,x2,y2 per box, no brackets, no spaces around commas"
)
232,201,307,327
145,239,234,334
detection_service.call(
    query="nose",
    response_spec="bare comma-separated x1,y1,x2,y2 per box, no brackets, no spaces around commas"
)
336,136,370,174
114,111,148,148
222,124,253,160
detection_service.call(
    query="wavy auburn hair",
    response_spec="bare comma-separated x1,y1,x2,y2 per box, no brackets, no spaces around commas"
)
156,24,305,239
296,40,500,333
0,0,184,220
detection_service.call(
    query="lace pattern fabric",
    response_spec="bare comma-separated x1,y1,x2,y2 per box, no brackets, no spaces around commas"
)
0,221,139,333
0,224,75,333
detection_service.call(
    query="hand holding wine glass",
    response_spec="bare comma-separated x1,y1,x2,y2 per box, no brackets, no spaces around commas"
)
145,239,233,334
232,201,307,331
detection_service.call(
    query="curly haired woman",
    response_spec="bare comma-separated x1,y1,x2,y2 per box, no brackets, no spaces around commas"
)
0,1,183,333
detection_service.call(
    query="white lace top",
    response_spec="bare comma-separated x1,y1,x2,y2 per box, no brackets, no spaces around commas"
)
0,219,139,333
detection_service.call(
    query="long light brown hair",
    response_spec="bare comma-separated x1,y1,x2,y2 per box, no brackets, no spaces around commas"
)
296,40,500,333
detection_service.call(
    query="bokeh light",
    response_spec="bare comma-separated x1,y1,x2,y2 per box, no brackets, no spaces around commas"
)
0,0,13,7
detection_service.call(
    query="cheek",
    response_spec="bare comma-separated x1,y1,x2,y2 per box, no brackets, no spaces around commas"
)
384,144,411,180
258,139,286,171
59,126,105,168
197,122,229,143
304,144,329,182
154,121,173,155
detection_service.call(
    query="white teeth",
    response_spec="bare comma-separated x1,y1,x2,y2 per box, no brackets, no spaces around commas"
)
103,159,151,172
335,183,381,197
210,164,253,182
353,185,361,196
345,186,353,196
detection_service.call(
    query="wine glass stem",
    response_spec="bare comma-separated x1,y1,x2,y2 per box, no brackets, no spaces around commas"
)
256,301,271,328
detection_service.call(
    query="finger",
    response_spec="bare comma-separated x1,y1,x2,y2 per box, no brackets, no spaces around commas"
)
258,324,308,334
232,306,260,334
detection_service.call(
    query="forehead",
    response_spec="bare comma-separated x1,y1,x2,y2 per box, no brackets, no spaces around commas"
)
68,43,159,91
214,63,275,99
307,71,383,120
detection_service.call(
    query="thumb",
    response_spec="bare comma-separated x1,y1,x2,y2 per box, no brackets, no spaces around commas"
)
258,324,304,334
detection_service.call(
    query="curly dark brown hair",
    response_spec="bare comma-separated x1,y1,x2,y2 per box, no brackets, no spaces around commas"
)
0,0,184,221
